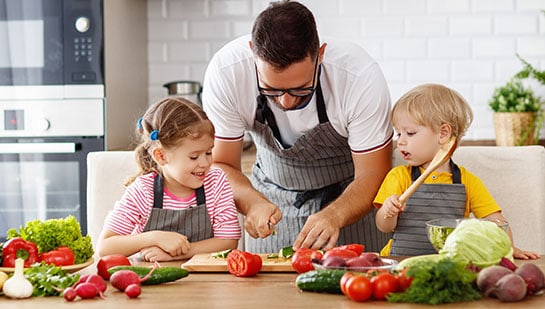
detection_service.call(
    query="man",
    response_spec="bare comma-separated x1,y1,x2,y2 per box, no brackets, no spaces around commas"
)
202,0,393,253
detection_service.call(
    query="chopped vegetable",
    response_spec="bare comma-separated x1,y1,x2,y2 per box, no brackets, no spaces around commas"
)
387,257,481,304
3,258,34,299
24,262,80,296
7,215,94,264
278,246,295,259
1,237,39,267
211,248,233,259
226,250,262,277
439,218,513,268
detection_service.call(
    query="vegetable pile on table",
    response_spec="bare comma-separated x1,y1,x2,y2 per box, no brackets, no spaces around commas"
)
4,215,94,265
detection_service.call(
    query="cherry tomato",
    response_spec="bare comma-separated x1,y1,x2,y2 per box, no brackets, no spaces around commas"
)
370,272,399,300
322,247,358,260
337,244,365,256
395,269,413,292
226,249,262,277
343,274,373,302
291,248,323,274
96,254,131,280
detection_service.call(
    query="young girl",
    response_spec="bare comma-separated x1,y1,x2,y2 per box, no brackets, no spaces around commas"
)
374,83,538,259
97,97,241,262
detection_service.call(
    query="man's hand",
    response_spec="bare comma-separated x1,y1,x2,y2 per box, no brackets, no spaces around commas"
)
292,211,340,251
244,201,282,238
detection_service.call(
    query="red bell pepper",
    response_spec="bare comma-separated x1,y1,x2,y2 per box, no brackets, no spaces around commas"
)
40,246,75,266
2,237,39,268
226,249,262,277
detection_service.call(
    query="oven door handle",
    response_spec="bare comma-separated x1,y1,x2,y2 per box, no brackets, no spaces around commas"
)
0,142,76,154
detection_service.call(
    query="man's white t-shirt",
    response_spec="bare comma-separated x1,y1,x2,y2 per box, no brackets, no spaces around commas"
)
202,35,393,152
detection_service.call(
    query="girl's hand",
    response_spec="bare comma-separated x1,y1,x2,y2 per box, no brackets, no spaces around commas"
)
153,231,191,256
382,195,404,219
140,246,174,262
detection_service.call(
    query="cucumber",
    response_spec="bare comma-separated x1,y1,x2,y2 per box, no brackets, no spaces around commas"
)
295,269,347,294
211,248,233,258
108,265,189,285
278,246,295,259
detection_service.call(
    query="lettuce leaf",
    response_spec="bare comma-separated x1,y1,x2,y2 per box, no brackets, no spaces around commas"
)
439,218,513,268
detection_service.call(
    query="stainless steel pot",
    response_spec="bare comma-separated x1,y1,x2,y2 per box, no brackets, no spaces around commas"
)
163,80,202,106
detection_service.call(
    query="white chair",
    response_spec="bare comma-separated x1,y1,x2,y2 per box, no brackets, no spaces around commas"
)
86,151,245,257
393,145,545,254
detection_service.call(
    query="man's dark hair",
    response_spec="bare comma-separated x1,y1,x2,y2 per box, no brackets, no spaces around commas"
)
251,1,319,69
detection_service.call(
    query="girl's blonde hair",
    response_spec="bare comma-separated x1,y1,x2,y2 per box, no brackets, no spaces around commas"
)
126,97,215,185
391,83,473,140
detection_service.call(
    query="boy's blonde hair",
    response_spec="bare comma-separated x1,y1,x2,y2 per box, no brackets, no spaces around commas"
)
391,83,473,140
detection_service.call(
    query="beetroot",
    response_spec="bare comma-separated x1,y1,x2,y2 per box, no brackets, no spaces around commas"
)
514,263,545,295
488,273,527,302
477,265,513,295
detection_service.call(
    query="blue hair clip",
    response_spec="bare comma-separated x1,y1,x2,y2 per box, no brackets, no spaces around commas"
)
150,130,159,141
136,117,143,129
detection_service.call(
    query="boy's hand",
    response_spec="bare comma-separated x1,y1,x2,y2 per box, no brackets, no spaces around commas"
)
382,195,404,219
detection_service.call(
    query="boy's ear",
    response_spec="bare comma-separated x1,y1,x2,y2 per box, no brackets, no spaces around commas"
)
439,124,453,144
152,147,167,165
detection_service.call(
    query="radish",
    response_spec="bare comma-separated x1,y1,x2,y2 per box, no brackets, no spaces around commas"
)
63,287,77,302
124,284,141,298
110,267,156,292
75,282,99,299
85,274,107,293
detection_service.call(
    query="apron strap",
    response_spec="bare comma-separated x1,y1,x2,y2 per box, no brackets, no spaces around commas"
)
153,173,164,209
195,186,206,206
153,174,207,209
411,159,462,184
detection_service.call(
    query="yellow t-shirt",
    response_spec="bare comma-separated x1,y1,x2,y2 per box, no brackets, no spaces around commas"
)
373,164,502,255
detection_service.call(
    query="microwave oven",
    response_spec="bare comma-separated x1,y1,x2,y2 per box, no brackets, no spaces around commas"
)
0,0,103,88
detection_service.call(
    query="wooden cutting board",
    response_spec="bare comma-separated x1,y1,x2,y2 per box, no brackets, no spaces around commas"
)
181,253,294,272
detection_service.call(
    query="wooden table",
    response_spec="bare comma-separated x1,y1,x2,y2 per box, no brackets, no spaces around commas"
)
2,258,545,308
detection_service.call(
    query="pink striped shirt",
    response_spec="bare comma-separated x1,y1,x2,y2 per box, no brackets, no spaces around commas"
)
103,167,241,239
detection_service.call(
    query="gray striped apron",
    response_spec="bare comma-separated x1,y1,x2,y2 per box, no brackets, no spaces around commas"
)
390,160,466,256
246,80,389,253
142,174,214,242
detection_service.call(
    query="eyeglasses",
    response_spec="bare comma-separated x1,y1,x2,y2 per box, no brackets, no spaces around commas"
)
255,56,318,97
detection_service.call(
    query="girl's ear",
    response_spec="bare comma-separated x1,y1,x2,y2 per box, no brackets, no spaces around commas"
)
152,147,167,165
438,124,453,144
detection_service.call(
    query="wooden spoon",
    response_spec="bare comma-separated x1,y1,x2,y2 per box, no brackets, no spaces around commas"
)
398,138,458,204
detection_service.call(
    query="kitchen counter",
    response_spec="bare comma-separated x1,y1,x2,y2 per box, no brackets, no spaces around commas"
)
2,258,545,308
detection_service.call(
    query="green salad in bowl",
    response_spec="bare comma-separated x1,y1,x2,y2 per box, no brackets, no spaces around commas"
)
425,218,459,252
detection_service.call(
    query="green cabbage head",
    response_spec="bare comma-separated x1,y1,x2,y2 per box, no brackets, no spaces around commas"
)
439,218,513,267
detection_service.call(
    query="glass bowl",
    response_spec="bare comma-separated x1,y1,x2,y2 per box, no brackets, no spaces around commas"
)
312,257,398,273
425,218,458,252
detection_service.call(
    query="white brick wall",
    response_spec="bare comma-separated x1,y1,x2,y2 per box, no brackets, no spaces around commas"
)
147,0,545,141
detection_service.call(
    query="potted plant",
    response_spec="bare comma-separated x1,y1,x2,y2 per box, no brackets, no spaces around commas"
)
488,77,543,146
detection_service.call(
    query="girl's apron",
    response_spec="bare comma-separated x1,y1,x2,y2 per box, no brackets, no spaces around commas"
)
142,174,214,241
390,160,466,256
247,81,389,253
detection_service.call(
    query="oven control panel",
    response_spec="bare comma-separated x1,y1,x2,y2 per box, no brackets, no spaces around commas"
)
0,100,104,137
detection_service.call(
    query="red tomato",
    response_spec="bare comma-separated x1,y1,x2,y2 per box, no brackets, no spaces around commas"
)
343,274,373,302
322,247,358,260
370,272,399,300
96,254,132,280
340,272,355,295
226,249,262,277
395,269,413,292
337,244,365,256
291,248,323,274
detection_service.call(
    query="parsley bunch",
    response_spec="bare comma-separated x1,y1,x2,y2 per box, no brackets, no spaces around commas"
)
387,258,481,305
24,262,80,297
7,215,94,264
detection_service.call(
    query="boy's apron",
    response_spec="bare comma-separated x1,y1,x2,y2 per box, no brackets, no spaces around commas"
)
390,160,466,256
247,80,389,253
142,174,214,241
